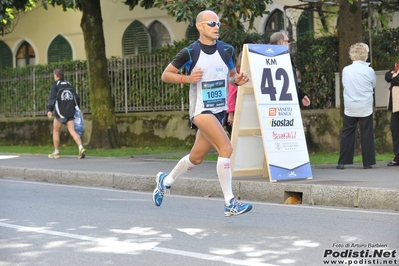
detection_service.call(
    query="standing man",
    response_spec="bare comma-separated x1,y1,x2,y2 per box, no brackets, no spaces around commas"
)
46,68,86,159
269,30,311,107
336,43,376,169
152,10,252,217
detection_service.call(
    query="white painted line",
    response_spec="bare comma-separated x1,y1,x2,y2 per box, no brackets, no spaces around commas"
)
0,155,19,160
0,222,279,266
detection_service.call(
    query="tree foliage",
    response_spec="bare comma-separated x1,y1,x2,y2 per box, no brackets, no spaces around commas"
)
153,0,270,29
0,0,35,35
378,0,399,11
42,0,79,10
295,35,339,109
124,0,155,10
125,0,272,50
295,25,399,109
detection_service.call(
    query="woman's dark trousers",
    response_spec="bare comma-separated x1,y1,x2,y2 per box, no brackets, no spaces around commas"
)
391,111,399,162
338,114,376,167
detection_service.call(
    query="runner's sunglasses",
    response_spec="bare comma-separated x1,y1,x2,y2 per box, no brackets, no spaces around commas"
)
199,21,221,27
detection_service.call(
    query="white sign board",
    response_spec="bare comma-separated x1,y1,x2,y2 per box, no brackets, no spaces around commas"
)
230,44,312,182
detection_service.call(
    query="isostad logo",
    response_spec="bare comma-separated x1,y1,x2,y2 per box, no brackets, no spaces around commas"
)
270,118,294,127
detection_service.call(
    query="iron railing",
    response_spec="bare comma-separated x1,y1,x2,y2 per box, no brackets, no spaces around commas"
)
0,54,189,117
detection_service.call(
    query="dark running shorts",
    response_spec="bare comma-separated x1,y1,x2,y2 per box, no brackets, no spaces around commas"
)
55,115,74,124
190,110,226,130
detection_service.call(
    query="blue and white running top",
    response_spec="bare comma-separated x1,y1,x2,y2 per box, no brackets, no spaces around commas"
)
189,49,230,118
170,41,235,120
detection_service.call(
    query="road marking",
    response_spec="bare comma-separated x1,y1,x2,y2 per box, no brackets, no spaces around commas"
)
0,222,279,266
1,179,398,216
0,155,19,160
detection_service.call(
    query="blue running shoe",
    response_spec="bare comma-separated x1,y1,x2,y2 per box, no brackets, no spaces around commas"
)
224,197,252,217
152,172,171,207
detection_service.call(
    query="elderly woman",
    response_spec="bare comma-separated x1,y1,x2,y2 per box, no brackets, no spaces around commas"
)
336,43,376,170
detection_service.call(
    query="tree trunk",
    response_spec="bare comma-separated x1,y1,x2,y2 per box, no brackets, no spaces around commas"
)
338,0,363,117
80,0,121,148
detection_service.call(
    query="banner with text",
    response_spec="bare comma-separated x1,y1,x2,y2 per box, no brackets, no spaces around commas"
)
247,44,312,181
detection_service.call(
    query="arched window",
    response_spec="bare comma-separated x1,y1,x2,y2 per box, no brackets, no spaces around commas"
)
149,21,171,49
297,10,313,37
185,21,199,41
0,41,13,69
48,35,72,64
122,20,151,57
16,41,35,67
264,10,293,40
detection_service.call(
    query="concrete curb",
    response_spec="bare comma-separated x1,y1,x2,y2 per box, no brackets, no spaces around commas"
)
1,166,398,211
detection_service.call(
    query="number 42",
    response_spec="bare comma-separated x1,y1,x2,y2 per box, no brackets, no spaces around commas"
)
260,68,292,101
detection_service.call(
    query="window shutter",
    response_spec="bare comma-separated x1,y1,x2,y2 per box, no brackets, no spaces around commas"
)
122,20,151,56
149,21,171,49
185,22,199,41
264,10,293,40
297,11,313,37
48,35,72,64
0,41,13,69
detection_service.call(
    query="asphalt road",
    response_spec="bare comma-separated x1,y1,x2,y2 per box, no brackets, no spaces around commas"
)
1,179,398,266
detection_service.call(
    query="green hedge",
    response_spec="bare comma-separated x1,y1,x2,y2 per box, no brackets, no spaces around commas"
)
295,28,399,109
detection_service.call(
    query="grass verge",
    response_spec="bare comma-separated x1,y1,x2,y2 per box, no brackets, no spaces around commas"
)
0,145,394,165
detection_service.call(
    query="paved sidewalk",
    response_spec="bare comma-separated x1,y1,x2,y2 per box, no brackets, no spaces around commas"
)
0,153,398,211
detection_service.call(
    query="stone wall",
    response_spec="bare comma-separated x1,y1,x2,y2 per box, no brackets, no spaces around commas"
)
301,108,392,153
0,109,393,153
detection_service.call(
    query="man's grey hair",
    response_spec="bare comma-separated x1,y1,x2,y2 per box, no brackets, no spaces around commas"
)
269,30,288,45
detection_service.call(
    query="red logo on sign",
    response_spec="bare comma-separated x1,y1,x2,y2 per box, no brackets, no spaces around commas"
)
269,108,277,116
